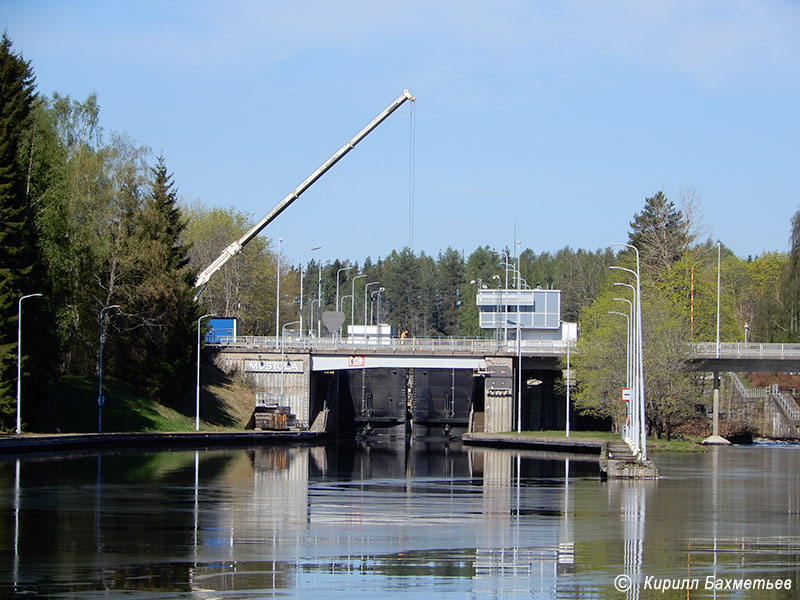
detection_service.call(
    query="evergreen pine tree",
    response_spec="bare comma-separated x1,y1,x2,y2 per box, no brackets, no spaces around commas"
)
434,247,464,336
628,191,685,271
0,35,44,429
116,156,200,402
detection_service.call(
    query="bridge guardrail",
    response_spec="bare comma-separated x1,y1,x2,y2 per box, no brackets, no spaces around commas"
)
690,342,800,359
772,389,800,423
210,335,573,356
728,372,769,399
209,336,800,360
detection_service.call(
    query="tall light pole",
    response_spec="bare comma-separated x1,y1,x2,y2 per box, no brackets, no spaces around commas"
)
566,332,571,437
351,274,366,333
610,265,641,454
299,246,321,338
370,288,385,325
196,313,216,431
614,282,636,443
97,304,120,434
611,301,633,388
340,294,354,341
311,299,320,338
16,293,43,435
364,281,380,328
610,309,631,441
610,242,646,461
275,237,283,349
317,261,322,338
281,321,300,405
508,318,522,433
335,266,350,337
714,241,721,437
335,267,351,313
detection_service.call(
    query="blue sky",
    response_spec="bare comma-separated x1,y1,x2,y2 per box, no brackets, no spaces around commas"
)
4,0,799,266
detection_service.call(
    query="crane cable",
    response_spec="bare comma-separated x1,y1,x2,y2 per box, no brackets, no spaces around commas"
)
408,100,416,251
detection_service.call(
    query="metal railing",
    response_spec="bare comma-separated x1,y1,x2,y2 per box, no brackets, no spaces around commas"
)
772,388,800,423
690,342,800,359
211,334,574,356
211,335,800,361
728,372,769,399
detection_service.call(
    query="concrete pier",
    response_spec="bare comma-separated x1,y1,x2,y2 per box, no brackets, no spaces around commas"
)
463,433,659,479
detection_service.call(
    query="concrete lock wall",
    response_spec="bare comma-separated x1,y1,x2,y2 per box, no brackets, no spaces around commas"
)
483,357,514,433
215,351,312,429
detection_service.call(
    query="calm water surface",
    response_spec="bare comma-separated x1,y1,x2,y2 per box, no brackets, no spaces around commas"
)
1,441,799,599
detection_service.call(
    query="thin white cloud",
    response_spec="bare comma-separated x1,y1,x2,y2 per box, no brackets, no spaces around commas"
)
11,0,798,92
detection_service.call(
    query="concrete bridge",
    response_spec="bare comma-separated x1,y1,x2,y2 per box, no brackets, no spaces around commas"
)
688,342,800,372
210,336,800,438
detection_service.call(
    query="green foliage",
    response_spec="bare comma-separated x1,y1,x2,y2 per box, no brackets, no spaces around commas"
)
460,246,500,337
382,247,424,334
109,156,201,401
572,281,702,439
183,203,282,335
628,190,685,271
0,34,50,429
434,247,463,336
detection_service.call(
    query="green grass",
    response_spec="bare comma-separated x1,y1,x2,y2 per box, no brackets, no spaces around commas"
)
38,376,197,432
511,430,705,453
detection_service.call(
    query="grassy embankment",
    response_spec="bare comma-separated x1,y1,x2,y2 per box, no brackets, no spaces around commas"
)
33,363,253,433
516,430,705,453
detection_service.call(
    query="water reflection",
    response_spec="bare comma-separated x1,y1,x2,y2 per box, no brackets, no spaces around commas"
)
1,443,799,598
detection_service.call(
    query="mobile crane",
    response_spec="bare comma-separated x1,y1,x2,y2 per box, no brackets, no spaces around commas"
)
194,89,415,299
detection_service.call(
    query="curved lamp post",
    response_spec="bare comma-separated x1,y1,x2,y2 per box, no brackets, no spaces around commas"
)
364,282,380,329
196,313,216,431
351,274,366,333
299,246,321,338
609,309,631,441
98,304,120,433
281,321,300,405
17,293,43,435
370,288,385,325
275,237,282,349
610,242,646,461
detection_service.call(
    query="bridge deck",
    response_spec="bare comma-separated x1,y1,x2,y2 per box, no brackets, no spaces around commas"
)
212,337,800,366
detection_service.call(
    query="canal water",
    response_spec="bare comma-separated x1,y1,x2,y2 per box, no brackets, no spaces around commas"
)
1,441,798,598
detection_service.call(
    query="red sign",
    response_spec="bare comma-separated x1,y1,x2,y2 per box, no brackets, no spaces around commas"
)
621,388,632,402
348,355,366,367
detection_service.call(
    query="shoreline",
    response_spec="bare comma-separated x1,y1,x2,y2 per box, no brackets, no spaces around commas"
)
0,430,324,455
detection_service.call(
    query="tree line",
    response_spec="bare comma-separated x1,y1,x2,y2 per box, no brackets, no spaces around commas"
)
2,34,799,434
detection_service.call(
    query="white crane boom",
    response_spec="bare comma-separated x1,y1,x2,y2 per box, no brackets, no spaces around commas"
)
194,89,415,295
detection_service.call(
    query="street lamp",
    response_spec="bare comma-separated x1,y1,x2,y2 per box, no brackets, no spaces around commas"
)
275,237,283,349
299,246,321,338
611,299,633,389
560,320,573,438
317,261,322,338
351,274,366,333
97,304,120,434
714,241,721,438
340,294,353,340
310,299,320,338
281,321,300,405
370,288,385,325
507,318,523,433
610,265,641,455
16,293,43,435
610,308,632,442
335,266,351,337
610,242,646,461
196,313,216,431
364,281,380,329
